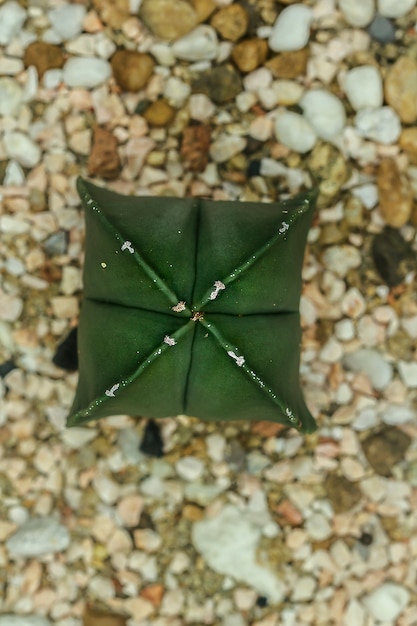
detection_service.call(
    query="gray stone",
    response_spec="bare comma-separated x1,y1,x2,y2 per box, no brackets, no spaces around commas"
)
343,348,393,390
6,516,70,557
368,14,395,42
0,1,26,45
43,231,67,256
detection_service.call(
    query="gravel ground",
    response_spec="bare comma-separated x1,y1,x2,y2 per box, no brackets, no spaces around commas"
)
1,1,417,625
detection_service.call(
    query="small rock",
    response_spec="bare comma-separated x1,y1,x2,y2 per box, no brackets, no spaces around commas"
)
0,77,23,116
6,516,70,557
143,99,175,126
362,426,411,476
307,143,349,204
300,89,346,140
43,230,67,256
364,582,410,621
0,617,51,626
398,361,417,388
385,56,417,124
0,359,16,378
192,64,242,103
232,38,268,73
111,50,154,92
291,576,316,602
83,606,127,626
140,0,198,40
172,25,219,61
338,0,375,26
377,158,413,228
355,106,401,144
189,93,215,120
324,474,362,513
341,287,366,319
377,0,416,18
210,3,249,42
344,65,383,111
209,133,246,162
181,125,211,171
368,14,395,42
48,4,86,40
140,419,164,457
164,76,191,106
175,456,204,481
400,127,417,163
88,126,121,179
0,1,26,45
117,494,144,527
3,132,41,168
63,57,111,88
52,327,78,371
266,48,309,79
274,110,317,153
305,512,332,541
61,426,97,448
269,4,313,52
371,227,413,286
343,349,393,390
383,405,416,425
23,42,64,79
51,296,79,318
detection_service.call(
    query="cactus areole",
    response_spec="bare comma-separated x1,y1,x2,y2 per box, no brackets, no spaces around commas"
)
67,177,318,432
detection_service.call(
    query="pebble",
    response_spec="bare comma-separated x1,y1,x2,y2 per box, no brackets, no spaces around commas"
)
48,4,86,41
209,133,246,163
304,512,332,541
300,89,346,140
0,618,51,626
362,426,411,476
191,64,242,103
335,318,355,341
368,14,395,43
377,158,413,228
189,93,216,120
0,1,26,45
231,38,268,73
0,76,23,115
266,48,309,79
43,231,67,256
384,56,417,124
192,504,286,603
61,427,97,448
274,111,317,153
363,582,410,621
343,349,393,390
355,106,401,144
62,57,111,88
0,291,23,322
3,132,41,168
175,456,204,481
291,576,316,602
172,25,219,61
88,126,121,180
398,361,417,388
344,65,383,111
338,0,375,27
210,3,249,42
377,0,416,18
111,50,154,92
382,405,416,425
268,4,313,52
322,245,361,278
6,517,70,557
400,127,417,162
23,42,65,79
139,0,198,40
324,473,362,513
164,76,191,107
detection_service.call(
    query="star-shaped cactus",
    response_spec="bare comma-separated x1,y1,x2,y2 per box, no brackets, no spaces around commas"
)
67,178,317,432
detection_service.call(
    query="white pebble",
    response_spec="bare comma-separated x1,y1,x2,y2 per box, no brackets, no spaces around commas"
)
398,361,417,388
243,67,272,92
402,315,417,339
175,456,204,481
351,183,378,209
338,0,375,26
300,89,346,140
189,93,216,120
335,318,355,341
363,582,410,622
274,110,317,153
150,42,175,67
355,106,401,144
48,4,86,41
0,290,23,322
0,76,23,115
0,618,51,626
382,405,416,425
209,133,246,163
320,337,343,363
61,427,98,448
305,512,332,540
353,407,379,431
268,4,314,52
291,576,316,602
274,80,304,106
343,349,393,390
0,56,24,75
344,66,383,111
6,517,70,557
164,76,191,107
377,0,416,18
172,25,219,61
62,57,111,88
0,1,26,45
43,68,63,89
322,245,361,278
3,131,41,167
4,160,25,186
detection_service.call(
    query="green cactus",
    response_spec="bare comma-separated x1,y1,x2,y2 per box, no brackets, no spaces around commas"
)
67,177,318,432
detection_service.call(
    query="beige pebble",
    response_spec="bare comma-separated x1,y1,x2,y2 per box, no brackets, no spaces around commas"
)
341,287,366,319
124,597,154,620
107,528,133,554
117,494,144,527
140,0,198,40
51,296,79,318
377,157,413,227
0,290,23,321
232,38,268,73
385,56,417,124
133,528,162,552
210,3,248,41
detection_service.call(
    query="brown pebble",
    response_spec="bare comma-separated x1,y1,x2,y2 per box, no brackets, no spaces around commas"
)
361,426,411,477
210,3,249,42
83,605,127,626
88,127,120,179
23,41,64,79
232,38,268,73
140,0,198,40
92,0,130,28
111,50,154,92
140,584,165,606
399,127,417,164
266,48,309,79
181,125,211,172
143,99,175,127
191,0,217,22
385,56,417,124
324,474,362,514
191,64,242,104
377,158,413,228
182,503,204,521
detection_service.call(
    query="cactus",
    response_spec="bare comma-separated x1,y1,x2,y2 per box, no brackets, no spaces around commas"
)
67,177,318,432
